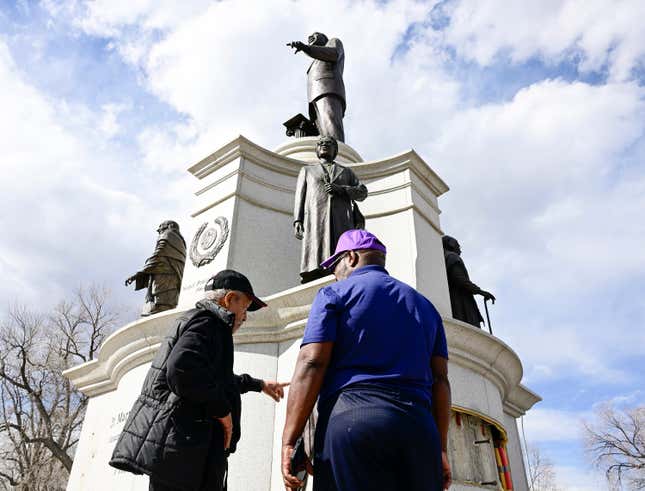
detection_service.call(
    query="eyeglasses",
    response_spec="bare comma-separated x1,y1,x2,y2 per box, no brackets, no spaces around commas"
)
329,251,350,271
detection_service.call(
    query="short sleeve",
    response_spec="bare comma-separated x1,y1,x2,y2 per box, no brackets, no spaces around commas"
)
432,315,449,359
302,287,340,345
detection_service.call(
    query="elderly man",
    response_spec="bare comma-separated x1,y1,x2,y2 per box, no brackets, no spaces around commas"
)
288,32,346,141
110,270,288,491
282,230,452,491
294,136,367,283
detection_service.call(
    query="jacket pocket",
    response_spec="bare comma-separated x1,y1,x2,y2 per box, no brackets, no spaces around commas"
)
165,413,212,450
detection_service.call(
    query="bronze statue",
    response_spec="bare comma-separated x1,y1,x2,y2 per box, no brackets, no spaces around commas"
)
126,220,187,316
442,236,495,328
287,32,346,142
294,136,367,283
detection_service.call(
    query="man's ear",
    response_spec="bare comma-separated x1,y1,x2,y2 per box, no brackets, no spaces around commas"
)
348,250,360,267
222,291,237,309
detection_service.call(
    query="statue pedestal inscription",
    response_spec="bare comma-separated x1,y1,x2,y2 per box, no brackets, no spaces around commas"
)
64,136,540,491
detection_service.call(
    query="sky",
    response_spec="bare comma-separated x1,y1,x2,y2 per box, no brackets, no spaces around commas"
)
1,1,644,489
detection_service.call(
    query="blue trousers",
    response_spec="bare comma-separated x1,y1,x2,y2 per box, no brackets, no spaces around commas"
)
313,384,443,491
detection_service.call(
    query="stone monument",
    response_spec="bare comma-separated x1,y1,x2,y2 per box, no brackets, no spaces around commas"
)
64,38,541,491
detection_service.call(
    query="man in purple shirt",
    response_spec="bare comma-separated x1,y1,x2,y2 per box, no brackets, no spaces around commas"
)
282,230,452,490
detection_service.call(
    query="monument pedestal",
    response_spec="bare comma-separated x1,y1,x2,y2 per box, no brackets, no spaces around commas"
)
64,136,540,491
178,135,451,316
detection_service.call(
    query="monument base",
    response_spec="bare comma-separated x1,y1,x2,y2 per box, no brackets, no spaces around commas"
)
64,137,540,491
64,278,539,491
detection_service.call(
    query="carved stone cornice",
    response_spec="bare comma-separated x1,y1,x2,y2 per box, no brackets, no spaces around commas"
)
63,278,540,417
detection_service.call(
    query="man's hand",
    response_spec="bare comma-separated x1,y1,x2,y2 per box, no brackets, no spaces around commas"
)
281,443,308,490
287,41,307,54
262,381,290,402
480,290,496,304
215,413,233,450
442,450,452,489
124,274,137,287
324,182,345,196
294,221,304,240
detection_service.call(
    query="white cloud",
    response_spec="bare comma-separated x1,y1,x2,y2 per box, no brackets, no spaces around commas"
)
552,464,606,491
435,79,645,291
514,325,631,385
99,102,128,138
523,408,587,443
0,39,183,309
590,390,645,411
72,0,212,35
441,0,645,81
425,77,645,383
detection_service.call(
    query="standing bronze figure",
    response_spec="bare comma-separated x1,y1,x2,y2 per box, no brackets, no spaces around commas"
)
287,32,346,142
442,235,496,328
294,136,367,283
126,220,187,316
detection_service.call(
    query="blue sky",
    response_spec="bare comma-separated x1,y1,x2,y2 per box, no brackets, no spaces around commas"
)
1,1,644,489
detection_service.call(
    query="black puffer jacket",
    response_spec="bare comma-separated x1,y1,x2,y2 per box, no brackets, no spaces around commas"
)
109,300,263,490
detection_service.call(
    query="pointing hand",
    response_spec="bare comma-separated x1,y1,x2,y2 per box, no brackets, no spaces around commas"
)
261,381,290,402
287,41,306,54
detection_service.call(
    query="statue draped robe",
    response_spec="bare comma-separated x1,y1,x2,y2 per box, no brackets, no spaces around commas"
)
444,250,484,327
294,162,367,282
134,229,187,316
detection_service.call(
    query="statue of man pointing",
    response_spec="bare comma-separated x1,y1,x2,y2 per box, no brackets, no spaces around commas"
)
288,32,346,142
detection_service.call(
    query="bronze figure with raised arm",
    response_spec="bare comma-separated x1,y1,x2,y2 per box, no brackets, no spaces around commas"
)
287,32,346,142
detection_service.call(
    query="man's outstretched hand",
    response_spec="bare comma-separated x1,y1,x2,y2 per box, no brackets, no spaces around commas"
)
262,381,290,402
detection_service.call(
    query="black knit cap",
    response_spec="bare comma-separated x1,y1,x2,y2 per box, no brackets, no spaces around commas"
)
204,270,267,311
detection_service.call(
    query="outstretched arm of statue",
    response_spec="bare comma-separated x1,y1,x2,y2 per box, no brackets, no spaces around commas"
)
304,44,339,62
125,271,147,288
286,40,339,62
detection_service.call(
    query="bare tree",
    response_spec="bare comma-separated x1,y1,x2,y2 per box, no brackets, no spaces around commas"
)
585,404,645,490
0,286,117,490
526,443,560,491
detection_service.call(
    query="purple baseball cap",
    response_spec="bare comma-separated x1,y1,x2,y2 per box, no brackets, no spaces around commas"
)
320,229,387,270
